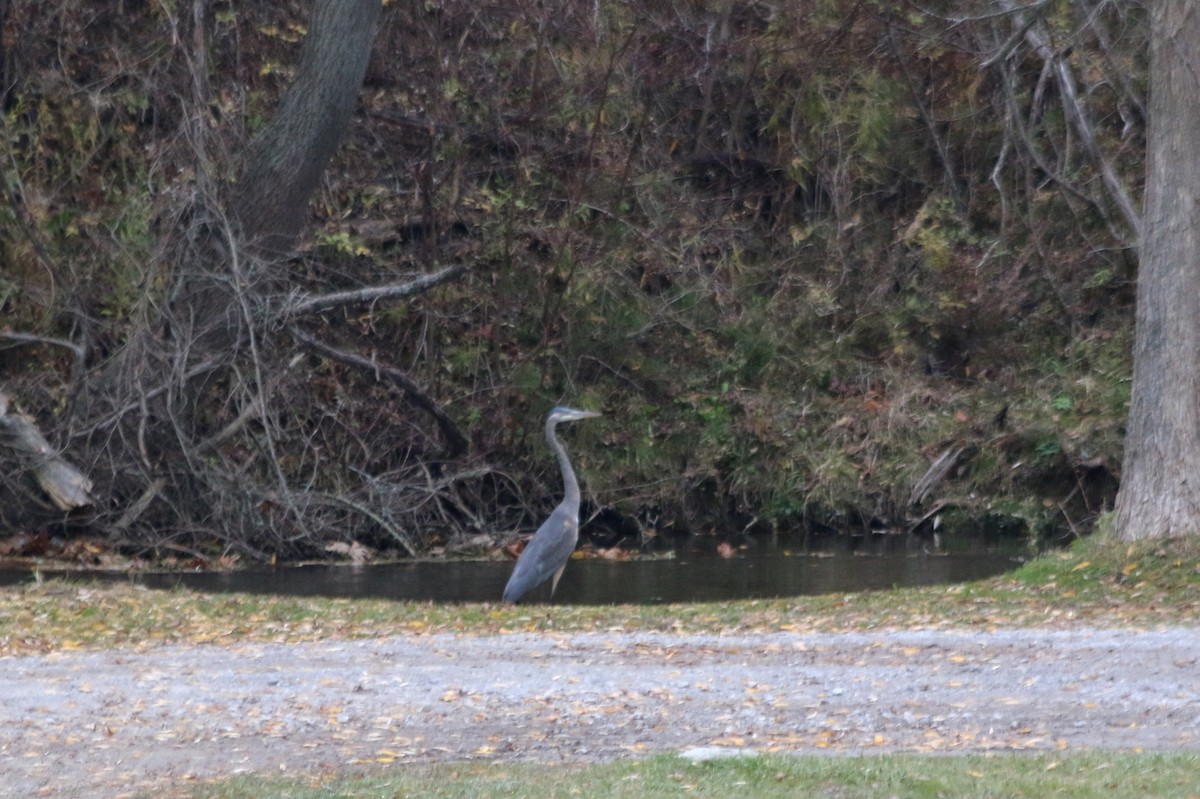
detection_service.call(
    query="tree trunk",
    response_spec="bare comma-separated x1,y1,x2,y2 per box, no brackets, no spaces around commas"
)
1113,0,1200,540
164,0,381,360
231,0,381,254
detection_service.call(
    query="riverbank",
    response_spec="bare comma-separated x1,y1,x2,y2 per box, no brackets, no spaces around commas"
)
1,536,1197,798
2,536,1197,656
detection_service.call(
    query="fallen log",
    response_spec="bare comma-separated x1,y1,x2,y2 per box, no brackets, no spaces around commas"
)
0,391,94,512
909,445,969,507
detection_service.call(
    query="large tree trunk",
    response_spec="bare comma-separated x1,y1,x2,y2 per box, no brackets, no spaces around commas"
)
160,0,381,384
1112,0,1200,540
231,0,381,253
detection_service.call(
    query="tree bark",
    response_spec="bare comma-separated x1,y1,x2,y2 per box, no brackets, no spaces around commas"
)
165,0,381,357
1113,0,1200,540
231,0,381,253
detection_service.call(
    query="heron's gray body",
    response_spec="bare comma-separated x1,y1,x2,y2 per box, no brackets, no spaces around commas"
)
502,406,599,603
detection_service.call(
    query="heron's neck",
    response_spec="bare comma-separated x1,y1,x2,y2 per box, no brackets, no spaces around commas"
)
547,420,581,509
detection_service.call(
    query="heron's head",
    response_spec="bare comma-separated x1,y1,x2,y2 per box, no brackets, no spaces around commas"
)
548,406,602,424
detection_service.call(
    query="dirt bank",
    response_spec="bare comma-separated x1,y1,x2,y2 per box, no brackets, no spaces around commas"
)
3,626,1198,798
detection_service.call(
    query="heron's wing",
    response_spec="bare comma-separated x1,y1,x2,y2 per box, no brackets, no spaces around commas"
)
502,504,579,602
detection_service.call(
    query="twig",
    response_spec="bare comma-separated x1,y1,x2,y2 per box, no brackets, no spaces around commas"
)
195,398,262,454
325,492,417,557
112,477,166,532
886,20,964,211
226,214,303,534
1000,0,1142,239
288,325,469,456
421,461,487,532
934,0,1053,26
0,152,67,293
0,331,84,357
0,331,86,374
996,61,1127,244
979,12,1040,69
906,499,951,535
73,359,223,438
284,263,467,318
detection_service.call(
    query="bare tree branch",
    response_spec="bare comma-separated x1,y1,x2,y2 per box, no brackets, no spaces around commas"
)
0,331,86,364
288,324,469,457
321,491,417,557
994,56,1131,246
283,263,468,318
74,358,223,438
1002,0,1143,239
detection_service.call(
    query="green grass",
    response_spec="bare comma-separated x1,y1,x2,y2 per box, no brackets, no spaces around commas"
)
184,752,1200,799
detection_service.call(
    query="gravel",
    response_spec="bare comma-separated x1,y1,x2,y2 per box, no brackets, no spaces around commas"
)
3,626,1198,797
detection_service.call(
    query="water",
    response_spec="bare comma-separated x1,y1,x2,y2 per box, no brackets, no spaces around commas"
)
0,533,1028,604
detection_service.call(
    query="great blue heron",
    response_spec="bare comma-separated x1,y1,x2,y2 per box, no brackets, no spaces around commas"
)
502,405,601,603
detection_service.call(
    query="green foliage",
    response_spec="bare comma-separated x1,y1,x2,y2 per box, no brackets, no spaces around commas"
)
316,230,372,257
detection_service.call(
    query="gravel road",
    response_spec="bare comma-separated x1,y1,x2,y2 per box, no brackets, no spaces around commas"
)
2,626,1198,798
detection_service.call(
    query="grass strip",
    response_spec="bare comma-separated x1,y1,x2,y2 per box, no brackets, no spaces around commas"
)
187,751,1200,799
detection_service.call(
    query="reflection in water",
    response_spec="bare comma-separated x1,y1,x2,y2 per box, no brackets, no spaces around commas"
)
0,534,1027,605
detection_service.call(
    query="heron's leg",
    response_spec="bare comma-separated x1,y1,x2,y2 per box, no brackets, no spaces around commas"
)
550,563,566,597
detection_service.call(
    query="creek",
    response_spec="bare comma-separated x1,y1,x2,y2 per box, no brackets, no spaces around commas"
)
0,531,1028,604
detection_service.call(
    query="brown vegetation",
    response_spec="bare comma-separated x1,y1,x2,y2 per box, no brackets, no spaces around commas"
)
0,1,1146,562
